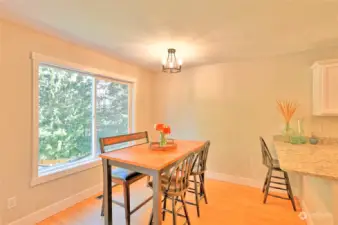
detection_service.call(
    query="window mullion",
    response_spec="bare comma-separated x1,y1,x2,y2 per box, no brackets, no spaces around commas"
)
128,83,135,146
128,84,133,133
92,77,97,157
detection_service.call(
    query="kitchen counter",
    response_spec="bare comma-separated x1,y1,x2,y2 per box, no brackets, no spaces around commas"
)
273,136,338,180
273,136,338,224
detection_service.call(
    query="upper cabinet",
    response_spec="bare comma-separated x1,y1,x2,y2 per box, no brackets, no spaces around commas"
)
312,60,338,116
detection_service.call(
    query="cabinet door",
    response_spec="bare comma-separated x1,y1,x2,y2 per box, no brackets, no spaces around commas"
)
323,66,338,114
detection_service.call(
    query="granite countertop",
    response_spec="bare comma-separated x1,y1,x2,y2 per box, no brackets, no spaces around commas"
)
273,136,338,180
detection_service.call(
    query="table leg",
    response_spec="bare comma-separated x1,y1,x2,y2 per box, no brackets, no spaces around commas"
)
332,181,338,225
103,159,113,225
152,171,162,225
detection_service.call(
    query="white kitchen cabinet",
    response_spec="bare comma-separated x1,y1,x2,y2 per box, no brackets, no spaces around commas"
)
312,60,338,116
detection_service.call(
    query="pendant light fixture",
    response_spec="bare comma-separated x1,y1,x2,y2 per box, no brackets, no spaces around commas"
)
162,48,182,73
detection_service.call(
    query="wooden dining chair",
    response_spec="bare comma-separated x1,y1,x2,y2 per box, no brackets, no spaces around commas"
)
100,132,152,225
148,151,196,225
184,140,210,217
259,136,297,211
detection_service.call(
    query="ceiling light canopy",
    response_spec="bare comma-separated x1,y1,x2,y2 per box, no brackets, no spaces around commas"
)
162,48,182,73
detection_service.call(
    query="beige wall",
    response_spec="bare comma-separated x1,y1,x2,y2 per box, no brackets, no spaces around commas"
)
0,19,154,224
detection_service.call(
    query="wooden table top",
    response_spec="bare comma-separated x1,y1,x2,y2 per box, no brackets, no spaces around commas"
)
99,140,205,171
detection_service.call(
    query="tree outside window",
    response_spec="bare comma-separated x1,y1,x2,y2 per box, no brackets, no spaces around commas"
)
38,64,130,175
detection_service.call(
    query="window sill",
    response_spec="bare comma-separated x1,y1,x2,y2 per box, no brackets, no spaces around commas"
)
31,157,102,186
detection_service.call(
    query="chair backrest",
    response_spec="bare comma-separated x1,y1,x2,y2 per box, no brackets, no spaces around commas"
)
165,152,196,194
259,136,273,168
99,131,149,154
192,141,210,175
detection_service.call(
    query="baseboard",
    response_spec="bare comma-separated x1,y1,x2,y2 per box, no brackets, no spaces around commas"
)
8,183,102,225
206,171,262,189
301,200,334,225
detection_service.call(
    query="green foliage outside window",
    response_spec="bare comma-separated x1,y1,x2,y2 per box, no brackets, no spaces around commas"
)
38,65,129,167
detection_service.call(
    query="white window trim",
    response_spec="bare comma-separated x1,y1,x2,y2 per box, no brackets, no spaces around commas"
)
31,158,102,186
31,52,137,186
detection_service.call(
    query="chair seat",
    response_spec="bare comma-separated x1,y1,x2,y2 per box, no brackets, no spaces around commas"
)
111,168,142,181
148,175,188,194
272,159,282,170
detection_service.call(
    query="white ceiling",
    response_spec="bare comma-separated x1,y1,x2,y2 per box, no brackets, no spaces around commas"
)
2,0,338,71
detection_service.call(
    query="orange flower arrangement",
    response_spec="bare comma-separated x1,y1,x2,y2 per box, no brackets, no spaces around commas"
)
154,123,171,146
154,123,171,134
154,123,164,131
162,126,171,135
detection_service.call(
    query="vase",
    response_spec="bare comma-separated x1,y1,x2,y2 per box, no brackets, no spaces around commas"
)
309,137,318,145
283,122,293,143
159,132,167,147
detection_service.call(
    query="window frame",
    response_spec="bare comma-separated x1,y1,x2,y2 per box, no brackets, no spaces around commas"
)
31,52,136,186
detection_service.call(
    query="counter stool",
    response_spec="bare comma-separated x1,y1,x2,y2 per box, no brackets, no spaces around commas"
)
148,152,196,225
100,132,152,225
186,141,210,217
259,136,297,211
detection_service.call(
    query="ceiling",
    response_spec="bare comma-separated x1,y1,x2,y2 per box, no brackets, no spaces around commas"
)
2,0,338,71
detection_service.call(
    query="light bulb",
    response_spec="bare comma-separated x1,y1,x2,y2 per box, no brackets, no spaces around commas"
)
178,59,183,65
169,62,173,68
161,58,166,65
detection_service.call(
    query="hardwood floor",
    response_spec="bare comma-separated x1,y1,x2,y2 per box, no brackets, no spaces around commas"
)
37,179,305,225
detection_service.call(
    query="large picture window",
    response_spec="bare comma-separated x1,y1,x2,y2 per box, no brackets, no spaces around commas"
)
31,53,134,185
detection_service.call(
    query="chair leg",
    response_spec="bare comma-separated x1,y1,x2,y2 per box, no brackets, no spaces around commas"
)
193,175,201,217
101,185,106,217
262,170,269,193
175,196,179,206
148,212,153,225
181,194,191,225
123,183,131,225
146,176,151,187
199,173,204,197
172,197,177,225
101,195,105,216
284,172,297,211
162,195,167,221
263,169,272,204
199,174,208,204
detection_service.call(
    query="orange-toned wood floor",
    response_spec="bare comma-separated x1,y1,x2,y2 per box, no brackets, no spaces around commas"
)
37,179,305,225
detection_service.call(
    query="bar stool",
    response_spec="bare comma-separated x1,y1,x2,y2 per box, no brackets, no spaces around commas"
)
259,136,297,211
148,151,196,225
185,141,210,217
100,132,152,225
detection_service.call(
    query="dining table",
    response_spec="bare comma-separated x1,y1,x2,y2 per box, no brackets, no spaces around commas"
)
99,139,205,225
